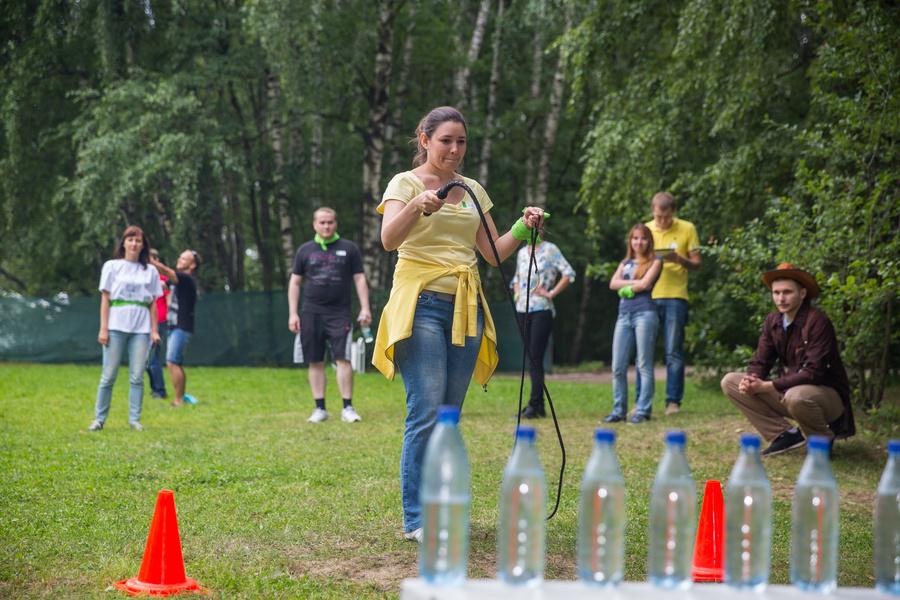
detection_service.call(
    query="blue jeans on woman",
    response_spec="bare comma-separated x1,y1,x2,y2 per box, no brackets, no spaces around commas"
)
95,330,150,425
611,309,659,418
393,291,483,533
635,298,689,407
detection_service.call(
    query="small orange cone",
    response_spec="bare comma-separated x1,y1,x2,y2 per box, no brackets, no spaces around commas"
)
114,490,207,596
691,479,724,583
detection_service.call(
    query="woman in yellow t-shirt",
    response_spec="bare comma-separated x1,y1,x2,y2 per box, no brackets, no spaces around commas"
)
374,106,545,542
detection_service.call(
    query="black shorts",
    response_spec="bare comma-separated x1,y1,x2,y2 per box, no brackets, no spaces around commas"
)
299,312,353,363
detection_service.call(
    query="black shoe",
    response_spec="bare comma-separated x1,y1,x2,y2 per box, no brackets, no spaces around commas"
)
761,429,806,457
521,405,546,419
629,413,651,424
603,413,625,423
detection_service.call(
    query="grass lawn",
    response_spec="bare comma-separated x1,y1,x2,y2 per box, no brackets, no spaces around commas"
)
1,363,896,598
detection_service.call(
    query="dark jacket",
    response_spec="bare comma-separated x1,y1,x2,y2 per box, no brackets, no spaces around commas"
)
747,303,855,439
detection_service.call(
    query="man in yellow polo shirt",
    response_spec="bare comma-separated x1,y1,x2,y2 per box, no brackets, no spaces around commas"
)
645,192,701,415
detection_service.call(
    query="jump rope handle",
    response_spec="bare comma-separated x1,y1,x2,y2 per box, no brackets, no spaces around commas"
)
425,181,470,215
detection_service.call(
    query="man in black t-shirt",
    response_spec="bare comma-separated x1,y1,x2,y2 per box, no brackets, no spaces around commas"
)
152,250,199,407
288,207,371,424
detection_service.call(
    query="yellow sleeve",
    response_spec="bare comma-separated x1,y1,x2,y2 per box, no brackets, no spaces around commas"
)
687,222,701,253
378,172,419,214
467,177,493,213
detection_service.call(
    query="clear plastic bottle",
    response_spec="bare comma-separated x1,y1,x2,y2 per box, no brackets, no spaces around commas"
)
648,430,696,589
577,429,625,586
875,439,900,595
724,433,772,591
419,405,470,585
790,435,839,593
497,426,546,586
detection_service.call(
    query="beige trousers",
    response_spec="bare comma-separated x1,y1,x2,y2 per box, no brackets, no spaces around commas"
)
721,372,844,442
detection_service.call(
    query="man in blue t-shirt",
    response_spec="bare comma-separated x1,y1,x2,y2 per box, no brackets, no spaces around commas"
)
288,207,371,424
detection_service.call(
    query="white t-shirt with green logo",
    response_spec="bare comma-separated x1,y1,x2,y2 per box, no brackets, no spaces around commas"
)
98,259,162,334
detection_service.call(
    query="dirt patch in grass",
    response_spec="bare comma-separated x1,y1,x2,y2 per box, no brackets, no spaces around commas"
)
290,551,416,592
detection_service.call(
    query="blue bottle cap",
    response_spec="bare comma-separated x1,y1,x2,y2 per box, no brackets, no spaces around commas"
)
740,434,761,449
808,436,831,451
888,439,900,454
594,429,616,444
437,405,460,424
665,430,686,446
516,426,536,441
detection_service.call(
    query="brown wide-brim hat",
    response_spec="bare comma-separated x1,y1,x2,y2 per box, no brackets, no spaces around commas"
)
761,262,820,299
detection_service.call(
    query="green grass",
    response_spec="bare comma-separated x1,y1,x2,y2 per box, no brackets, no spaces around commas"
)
1,363,895,598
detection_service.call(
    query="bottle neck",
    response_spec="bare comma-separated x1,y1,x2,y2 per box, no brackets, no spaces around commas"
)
740,445,761,459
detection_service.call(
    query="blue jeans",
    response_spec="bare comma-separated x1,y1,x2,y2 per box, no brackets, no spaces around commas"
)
95,330,150,424
393,292,483,532
146,322,167,397
611,309,659,417
642,298,688,405
166,328,192,365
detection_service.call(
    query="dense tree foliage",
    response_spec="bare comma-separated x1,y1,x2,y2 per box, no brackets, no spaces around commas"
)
571,0,899,406
1,1,896,404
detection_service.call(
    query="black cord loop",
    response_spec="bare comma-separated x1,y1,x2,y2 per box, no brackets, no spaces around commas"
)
436,180,566,521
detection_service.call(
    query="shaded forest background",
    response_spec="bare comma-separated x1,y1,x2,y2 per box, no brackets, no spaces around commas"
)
1,0,897,407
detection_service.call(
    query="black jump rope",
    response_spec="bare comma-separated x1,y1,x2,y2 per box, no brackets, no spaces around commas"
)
435,180,566,521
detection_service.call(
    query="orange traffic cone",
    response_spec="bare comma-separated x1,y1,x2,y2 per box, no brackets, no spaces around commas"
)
691,479,724,583
114,490,207,596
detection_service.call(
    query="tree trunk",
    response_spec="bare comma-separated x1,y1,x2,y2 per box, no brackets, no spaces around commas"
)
533,9,572,209
454,0,491,111
309,114,323,211
524,29,543,206
361,0,398,290
478,0,505,187
871,294,892,409
224,170,246,291
267,72,295,275
569,265,593,364
387,2,417,175
227,81,272,291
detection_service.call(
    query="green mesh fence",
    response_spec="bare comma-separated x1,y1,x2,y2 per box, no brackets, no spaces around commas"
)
0,291,533,371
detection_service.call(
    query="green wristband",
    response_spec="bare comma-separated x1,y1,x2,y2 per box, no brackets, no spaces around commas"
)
618,285,635,299
510,218,542,245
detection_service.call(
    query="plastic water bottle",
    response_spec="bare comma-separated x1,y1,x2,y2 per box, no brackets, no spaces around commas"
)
577,429,625,586
419,405,470,585
648,430,696,589
790,436,838,593
724,434,772,591
361,325,374,344
875,439,900,595
497,426,546,586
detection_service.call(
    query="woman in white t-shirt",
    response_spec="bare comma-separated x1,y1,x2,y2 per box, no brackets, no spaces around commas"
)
88,226,162,432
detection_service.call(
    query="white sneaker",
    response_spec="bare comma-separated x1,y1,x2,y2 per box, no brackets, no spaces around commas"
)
341,406,362,423
404,528,423,543
307,408,329,423
87,420,103,432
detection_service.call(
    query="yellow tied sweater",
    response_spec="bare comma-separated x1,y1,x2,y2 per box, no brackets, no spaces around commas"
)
371,258,498,384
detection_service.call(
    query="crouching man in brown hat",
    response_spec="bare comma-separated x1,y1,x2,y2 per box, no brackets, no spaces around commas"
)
721,263,855,457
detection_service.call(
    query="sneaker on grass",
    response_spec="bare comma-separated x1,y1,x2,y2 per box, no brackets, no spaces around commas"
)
87,420,103,432
183,394,198,405
129,422,144,432
665,402,681,416
761,429,806,457
307,408,329,423
404,528,423,543
341,406,362,423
